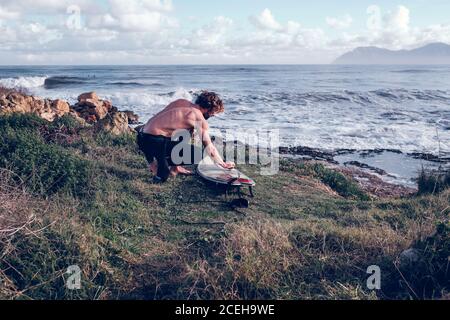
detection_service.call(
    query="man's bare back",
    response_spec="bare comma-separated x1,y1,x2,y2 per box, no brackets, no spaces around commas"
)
143,99,201,137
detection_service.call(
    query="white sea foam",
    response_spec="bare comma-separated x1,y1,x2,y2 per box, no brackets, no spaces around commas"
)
101,87,198,117
0,76,47,89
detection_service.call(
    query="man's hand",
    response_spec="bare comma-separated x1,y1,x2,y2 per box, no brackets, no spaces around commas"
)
220,161,235,169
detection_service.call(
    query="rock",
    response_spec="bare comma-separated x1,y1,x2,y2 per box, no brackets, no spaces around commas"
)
73,91,112,122
123,110,140,124
85,115,97,124
5,93,34,113
280,145,336,163
103,99,113,112
68,111,87,126
94,112,133,136
52,99,70,117
78,92,99,102
0,96,9,107
0,91,70,121
40,112,56,122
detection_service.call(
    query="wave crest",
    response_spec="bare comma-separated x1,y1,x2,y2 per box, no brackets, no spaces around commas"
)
0,76,47,89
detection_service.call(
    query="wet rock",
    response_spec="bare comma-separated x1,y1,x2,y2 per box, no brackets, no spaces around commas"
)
280,146,336,163
343,160,389,176
408,152,449,163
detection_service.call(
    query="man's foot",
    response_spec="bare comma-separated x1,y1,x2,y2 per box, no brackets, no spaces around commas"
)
149,161,158,175
170,166,192,176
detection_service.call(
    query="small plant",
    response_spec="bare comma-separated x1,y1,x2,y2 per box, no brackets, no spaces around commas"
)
417,167,450,194
312,163,369,200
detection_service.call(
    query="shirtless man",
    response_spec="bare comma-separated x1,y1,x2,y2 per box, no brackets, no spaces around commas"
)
137,91,234,183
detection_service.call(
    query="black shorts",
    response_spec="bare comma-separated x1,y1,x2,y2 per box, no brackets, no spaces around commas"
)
137,130,202,182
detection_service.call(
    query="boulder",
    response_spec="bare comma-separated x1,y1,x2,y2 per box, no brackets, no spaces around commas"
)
78,92,99,102
94,112,133,136
123,110,140,124
52,99,70,117
5,93,34,113
103,99,113,112
40,112,56,122
73,91,112,123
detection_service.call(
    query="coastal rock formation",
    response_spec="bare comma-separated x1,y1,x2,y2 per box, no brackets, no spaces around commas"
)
0,92,71,121
123,110,140,124
72,92,113,123
0,89,138,135
95,111,133,135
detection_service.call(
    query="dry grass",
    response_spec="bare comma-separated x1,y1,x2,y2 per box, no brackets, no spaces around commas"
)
0,169,39,242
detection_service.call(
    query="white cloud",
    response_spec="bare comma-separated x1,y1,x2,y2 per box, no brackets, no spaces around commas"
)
326,14,353,29
0,0,99,14
250,8,283,31
0,6,20,20
176,16,234,55
329,5,449,53
385,5,410,32
88,0,176,32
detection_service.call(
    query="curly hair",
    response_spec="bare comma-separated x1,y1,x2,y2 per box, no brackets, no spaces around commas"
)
195,91,224,114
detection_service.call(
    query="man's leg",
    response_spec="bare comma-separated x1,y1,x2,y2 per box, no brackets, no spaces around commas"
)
154,143,171,183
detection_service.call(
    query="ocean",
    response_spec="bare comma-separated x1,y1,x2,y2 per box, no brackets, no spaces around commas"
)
1,65,449,186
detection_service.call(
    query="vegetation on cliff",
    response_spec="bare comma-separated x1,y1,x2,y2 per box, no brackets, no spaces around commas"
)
0,111,448,300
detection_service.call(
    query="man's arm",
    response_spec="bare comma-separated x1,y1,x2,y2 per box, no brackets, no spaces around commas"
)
189,111,234,168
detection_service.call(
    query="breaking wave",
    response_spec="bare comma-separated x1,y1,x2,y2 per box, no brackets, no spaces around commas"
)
0,76,47,89
44,76,89,89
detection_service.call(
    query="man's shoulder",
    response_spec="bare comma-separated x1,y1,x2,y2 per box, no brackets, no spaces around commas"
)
171,99,194,107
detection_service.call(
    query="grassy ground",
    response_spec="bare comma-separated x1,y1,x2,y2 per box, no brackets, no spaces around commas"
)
0,113,448,300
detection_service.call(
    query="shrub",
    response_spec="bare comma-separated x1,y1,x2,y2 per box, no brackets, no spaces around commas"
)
311,163,369,200
417,167,450,194
0,114,93,197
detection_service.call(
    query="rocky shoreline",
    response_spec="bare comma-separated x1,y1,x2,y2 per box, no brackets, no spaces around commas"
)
279,145,450,164
0,88,140,136
1,88,445,198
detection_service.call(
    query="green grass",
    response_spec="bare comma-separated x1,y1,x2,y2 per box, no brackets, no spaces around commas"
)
0,114,93,197
0,113,449,300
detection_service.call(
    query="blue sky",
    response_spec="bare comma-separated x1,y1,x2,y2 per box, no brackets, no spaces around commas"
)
0,0,449,64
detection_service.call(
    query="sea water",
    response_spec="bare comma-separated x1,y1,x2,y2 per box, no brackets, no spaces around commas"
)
1,65,449,186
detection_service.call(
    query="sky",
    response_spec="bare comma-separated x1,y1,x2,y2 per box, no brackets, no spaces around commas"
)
0,0,450,65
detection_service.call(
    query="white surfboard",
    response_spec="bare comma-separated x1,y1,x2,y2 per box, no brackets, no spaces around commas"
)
197,156,256,187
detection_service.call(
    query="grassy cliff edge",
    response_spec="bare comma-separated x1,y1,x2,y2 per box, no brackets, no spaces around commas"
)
0,113,448,300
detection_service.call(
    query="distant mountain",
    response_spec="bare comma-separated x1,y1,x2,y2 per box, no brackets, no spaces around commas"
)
334,42,450,65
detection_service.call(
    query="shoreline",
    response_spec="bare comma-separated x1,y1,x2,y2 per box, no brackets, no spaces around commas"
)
1,87,448,192
279,145,449,188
